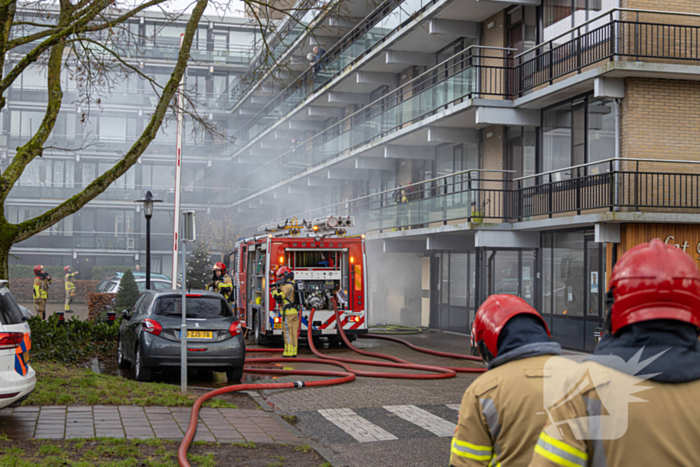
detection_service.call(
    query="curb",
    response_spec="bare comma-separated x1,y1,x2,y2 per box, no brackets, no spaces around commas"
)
243,390,348,467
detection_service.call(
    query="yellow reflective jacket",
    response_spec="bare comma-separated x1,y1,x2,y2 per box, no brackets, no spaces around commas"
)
33,275,51,300
451,355,572,467
272,281,297,315
528,360,700,467
65,273,76,291
209,274,232,299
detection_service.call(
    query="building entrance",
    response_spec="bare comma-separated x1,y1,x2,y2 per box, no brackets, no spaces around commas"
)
540,231,605,352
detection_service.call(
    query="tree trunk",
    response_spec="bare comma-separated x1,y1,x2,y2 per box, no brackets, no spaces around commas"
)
0,220,18,280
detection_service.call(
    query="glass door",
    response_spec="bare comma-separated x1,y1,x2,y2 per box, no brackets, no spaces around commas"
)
584,236,604,351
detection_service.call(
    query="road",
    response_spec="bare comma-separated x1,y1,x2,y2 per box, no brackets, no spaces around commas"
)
248,331,482,467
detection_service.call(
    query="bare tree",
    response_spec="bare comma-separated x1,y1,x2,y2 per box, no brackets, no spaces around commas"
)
0,0,214,278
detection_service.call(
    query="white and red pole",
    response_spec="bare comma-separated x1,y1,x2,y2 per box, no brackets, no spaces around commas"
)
171,33,186,289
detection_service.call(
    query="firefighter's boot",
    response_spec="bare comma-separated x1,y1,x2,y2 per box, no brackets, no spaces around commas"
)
283,344,292,357
292,346,298,357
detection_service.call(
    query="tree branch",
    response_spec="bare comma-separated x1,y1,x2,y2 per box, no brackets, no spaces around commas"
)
13,0,209,243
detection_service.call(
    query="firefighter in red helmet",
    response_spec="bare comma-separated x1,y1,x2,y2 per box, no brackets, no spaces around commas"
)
530,239,700,467
271,266,298,357
207,262,233,302
451,294,564,467
33,265,52,320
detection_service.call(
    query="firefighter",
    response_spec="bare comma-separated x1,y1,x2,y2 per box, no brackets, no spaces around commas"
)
208,262,233,301
451,294,564,467
33,265,52,320
271,266,298,357
529,239,700,467
64,266,78,313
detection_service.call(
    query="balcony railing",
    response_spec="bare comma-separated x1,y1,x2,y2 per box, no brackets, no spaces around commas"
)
232,0,439,146
232,46,507,196
247,159,700,235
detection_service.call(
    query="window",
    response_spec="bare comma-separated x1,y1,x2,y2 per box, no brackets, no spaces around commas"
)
542,0,617,44
0,287,25,325
540,95,615,180
154,296,232,318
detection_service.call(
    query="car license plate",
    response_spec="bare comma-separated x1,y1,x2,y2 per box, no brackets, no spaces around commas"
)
321,328,336,335
181,331,213,339
274,323,282,329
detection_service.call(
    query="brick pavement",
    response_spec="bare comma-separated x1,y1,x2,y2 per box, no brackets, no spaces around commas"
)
0,406,297,443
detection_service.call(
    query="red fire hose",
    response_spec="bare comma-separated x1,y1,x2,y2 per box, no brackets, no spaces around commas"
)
177,304,485,466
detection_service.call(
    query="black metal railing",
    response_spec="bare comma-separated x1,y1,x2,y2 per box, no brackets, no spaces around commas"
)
248,160,700,234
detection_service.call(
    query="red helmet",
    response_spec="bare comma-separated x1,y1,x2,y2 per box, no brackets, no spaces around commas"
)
608,238,700,334
212,262,226,273
33,265,44,276
472,294,549,362
276,266,291,278
64,266,72,273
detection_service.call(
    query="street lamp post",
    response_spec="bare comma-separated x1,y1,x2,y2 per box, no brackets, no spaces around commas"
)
135,191,163,290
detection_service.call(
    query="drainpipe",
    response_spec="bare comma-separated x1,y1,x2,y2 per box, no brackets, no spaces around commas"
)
613,98,621,211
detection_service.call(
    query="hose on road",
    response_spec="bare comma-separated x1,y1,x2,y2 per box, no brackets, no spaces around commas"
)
177,303,485,466
368,323,428,335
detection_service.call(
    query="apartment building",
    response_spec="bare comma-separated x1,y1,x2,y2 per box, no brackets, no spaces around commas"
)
3,9,257,277
227,0,700,351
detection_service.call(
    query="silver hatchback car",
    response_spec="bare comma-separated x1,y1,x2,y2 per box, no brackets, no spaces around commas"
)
117,290,245,382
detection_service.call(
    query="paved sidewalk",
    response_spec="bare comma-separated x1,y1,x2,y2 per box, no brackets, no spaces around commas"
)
0,406,297,443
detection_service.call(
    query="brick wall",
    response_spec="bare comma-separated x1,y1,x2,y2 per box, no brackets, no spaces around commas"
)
621,78,700,164
619,77,700,210
479,126,505,219
480,11,507,99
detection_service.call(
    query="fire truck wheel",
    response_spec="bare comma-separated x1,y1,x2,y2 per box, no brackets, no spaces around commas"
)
328,336,343,347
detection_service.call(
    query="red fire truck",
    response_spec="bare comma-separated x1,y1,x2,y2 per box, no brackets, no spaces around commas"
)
226,216,368,346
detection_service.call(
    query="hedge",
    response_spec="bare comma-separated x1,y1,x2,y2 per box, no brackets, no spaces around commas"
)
8,265,65,280
88,293,116,321
28,315,119,365
8,279,100,304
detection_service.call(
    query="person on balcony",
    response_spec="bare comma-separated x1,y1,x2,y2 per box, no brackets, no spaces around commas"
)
308,46,327,73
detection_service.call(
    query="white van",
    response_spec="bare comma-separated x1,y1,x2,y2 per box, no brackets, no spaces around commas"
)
0,281,36,408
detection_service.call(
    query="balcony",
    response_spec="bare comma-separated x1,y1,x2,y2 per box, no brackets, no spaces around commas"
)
249,159,700,235
232,0,439,147
232,45,497,197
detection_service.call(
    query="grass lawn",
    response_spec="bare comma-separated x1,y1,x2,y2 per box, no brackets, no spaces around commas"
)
24,362,238,408
0,438,331,467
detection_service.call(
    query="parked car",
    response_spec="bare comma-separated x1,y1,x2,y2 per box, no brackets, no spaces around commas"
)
117,290,245,383
97,272,173,294
0,281,36,408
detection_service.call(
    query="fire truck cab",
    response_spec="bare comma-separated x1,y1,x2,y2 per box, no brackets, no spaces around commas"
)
227,216,368,346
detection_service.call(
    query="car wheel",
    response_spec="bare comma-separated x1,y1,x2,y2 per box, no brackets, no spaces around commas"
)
226,367,244,383
117,339,131,369
134,346,152,382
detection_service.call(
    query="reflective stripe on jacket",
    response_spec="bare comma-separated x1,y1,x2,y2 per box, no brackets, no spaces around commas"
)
528,360,700,467
451,355,571,467
33,276,51,300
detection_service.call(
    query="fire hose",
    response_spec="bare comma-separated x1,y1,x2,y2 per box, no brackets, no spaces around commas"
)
177,300,485,466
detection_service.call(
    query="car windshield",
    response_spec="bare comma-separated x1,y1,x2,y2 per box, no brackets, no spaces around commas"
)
0,287,25,325
153,296,232,318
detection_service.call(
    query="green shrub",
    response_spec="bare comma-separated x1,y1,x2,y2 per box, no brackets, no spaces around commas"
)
91,266,132,281
8,265,64,280
114,269,139,310
28,315,119,365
